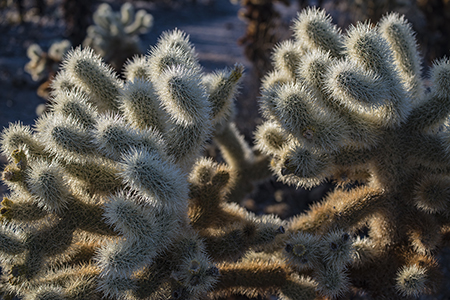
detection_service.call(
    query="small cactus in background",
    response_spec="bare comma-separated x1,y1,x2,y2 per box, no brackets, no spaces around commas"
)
24,40,71,98
83,2,153,72
256,7,450,298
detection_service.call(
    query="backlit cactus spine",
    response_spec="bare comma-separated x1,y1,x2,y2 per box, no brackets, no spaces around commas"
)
256,8,450,298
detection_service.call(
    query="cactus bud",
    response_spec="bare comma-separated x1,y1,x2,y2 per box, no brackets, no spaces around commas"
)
414,175,450,214
319,230,354,269
395,264,430,297
123,55,151,82
284,232,321,270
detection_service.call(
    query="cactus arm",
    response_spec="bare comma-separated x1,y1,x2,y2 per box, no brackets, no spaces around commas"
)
214,122,273,203
62,47,123,112
288,186,385,234
378,13,425,103
405,59,450,131
212,259,316,300
292,7,344,58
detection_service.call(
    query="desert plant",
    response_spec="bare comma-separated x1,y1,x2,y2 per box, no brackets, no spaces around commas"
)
0,28,292,300
24,40,72,101
83,2,153,72
255,7,450,298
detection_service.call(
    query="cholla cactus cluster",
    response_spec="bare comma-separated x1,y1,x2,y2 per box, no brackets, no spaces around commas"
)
1,29,229,299
256,7,450,298
83,2,153,71
1,7,450,300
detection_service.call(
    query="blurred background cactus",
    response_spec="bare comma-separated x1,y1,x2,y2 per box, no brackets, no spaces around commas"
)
234,0,289,78
24,40,71,116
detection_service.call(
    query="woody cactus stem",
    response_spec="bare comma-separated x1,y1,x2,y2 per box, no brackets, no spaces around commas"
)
213,122,273,203
256,7,450,298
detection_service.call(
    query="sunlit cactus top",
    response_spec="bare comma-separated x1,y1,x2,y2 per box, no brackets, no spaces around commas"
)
257,7,450,190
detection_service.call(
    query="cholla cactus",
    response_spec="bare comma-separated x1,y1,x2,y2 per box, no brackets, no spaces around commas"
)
256,7,450,298
83,2,153,72
3,9,450,300
24,40,72,112
0,29,295,300
25,40,71,82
